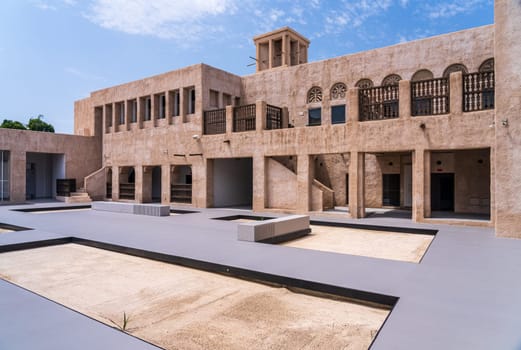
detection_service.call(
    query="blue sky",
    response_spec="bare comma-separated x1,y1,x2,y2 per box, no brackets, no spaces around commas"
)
0,0,493,133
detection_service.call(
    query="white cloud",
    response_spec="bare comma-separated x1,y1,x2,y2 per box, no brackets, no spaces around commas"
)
399,0,409,7
65,67,104,81
320,0,392,36
426,0,489,19
33,0,77,10
85,0,238,41
33,1,57,11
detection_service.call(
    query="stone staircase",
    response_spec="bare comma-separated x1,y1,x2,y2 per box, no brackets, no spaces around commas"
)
56,188,92,203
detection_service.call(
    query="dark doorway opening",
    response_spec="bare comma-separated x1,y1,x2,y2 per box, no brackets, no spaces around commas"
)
345,174,349,205
382,174,400,206
431,173,454,211
151,166,161,203
171,165,192,204
212,158,253,208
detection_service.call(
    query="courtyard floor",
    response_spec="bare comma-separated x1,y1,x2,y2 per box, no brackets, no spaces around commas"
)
0,201,520,349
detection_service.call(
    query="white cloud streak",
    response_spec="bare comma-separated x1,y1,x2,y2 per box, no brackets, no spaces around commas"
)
65,67,104,81
426,0,490,19
85,0,237,41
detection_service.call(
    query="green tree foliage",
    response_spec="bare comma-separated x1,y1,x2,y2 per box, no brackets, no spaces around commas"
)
0,119,27,130
27,115,55,133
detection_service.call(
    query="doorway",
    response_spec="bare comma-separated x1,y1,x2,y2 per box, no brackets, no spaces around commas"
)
171,165,192,204
382,174,400,207
151,166,161,203
25,153,65,200
212,158,253,208
431,173,454,211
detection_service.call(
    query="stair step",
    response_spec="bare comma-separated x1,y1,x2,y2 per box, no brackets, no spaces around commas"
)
70,192,89,197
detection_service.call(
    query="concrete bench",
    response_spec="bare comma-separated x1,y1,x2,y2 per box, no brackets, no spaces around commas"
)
92,201,170,217
237,215,311,243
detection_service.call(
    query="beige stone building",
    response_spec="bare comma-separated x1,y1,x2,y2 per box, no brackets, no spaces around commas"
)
2,0,521,238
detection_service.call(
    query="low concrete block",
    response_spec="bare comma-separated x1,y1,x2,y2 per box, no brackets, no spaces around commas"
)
92,202,170,217
238,215,310,243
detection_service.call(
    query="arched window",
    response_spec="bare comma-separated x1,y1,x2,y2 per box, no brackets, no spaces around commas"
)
382,74,402,86
443,63,468,78
330,82,347,100
355,78,373,89
307,86,322,103
411,69,434,82
479,58,494,72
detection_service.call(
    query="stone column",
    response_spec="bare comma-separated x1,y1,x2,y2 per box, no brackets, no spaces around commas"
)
110,104,116,134
124,100,130,131
256,42,261,72
255,100,266,131
112,166,120,201
135,166,144,203
268,39,273,70
412,149,430,221
165,91,171,125
322,95,331,125
282,34,287,67
252,155,266,211
450,71,463,115
399,80,411,119
282,107,289,128
494,0,521,237
348,88,359,123
180,88,187,123
141,166,152,203
205,159,214,207
9,150,26,202
225,105,234,134
161,164,171,204
151,95,157,127
137,97,144,129
296,154,312,212
348,151,365,218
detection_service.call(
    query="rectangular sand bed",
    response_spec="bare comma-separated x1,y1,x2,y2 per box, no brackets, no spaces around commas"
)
282,225,433,263
0,244,389,350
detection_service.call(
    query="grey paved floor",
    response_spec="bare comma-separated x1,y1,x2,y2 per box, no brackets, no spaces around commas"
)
1,202,521,350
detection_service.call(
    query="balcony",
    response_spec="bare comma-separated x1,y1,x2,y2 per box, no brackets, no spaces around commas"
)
411,78,449,116
359,85,399,121
203,102,287,135
463,72,495,112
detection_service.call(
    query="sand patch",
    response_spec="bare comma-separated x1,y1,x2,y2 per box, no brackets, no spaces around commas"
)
282,225,433,263
0,244,389,350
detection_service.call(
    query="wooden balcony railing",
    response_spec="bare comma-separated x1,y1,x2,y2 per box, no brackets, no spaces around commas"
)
359,85,399,121
266,104,283,130
203,108,226,135
411,78,450,116
463,72,495,112
233,104,256,132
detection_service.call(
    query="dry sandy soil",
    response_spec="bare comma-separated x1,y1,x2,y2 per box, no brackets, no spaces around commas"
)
282,225,433,263
0,244,389,350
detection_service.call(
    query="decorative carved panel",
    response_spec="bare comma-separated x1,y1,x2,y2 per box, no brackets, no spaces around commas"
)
382,74,402,86
479,58,494,72
355,79,374,89
443,63,468,78
307,86,323,103
411,69,434,82
330,83,347,99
